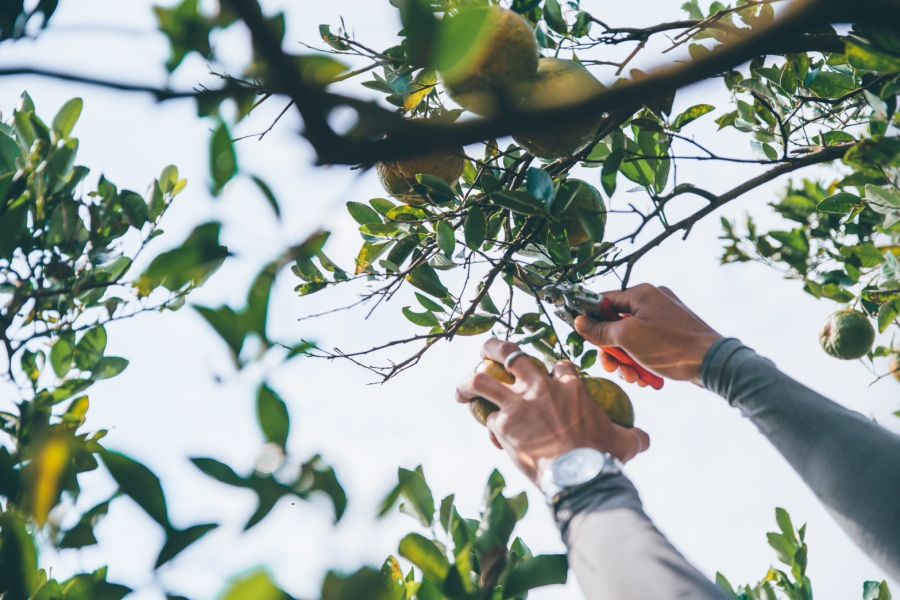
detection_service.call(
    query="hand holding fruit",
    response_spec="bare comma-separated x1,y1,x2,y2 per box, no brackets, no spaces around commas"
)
456,339,649,485
574,284,722,386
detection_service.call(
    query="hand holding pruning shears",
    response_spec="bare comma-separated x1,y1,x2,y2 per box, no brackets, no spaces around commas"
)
541,283,722,387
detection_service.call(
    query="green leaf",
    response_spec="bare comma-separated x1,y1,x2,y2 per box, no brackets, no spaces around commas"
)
257,384,290,449
296,54,349,87
543,0,568,34
381,466,436,527
0,512,38,598
502,554,568,597
251,175,281,220
386,205,427,222
491,190,547,215
246,260,278,341
74,326,107,371
221,571,287,600
863,580,893,600
321,566,403,600
804,69,856,98
120,190,150,228
464,207,487,250
415,292,444,312
92,356,129,380
210,121,237,194
51,97,83,137
775,507,796,541
435,220,456,257
355,241,390,274
402,306,440,328
877,301,899,333
846,40,900,74
600,148,623,197
139,222,228,293
195,305,247,363
407,264,449,299
102,451,170,528
156,523,217,568
50,334,75,378
456,314,496,336
415,174,457,203
526,167,555,208
671,103,715,131
398,533,450,582
396,0,438,67
817,192,859,214
347,201,383,225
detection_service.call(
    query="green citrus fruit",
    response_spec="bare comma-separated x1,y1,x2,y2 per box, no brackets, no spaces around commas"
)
555,180,606,246
437,7,539,116
513,58,606,159
819,308,875,360
376,148,465,205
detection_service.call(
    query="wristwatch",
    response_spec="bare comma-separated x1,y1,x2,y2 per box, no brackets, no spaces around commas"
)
539,448,622,505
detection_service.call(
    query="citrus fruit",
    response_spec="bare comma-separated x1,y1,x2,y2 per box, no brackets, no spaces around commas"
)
581,376,635,429
376,148,465,205
470,357,546,425
437,7,539,116
468,358,634,429
513,58,606,159
819,308,875,360
555,179,606,246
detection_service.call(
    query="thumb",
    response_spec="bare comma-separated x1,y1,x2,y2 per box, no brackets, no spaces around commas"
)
574,315,626,346
611,425,651,463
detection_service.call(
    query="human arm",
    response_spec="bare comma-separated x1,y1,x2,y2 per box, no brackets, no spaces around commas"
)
575,284,900,581
455,339,728,600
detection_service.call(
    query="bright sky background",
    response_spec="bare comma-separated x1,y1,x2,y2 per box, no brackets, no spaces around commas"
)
2,1,898,599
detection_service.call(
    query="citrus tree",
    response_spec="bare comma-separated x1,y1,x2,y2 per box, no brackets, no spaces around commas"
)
1,0,898,598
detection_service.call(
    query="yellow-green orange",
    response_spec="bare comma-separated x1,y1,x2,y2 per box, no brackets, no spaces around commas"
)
437,7,538,116
513,58,606,158
556,180,607,246
470,358,546,425
819,309,875,360
376,148,465,205
581,377,634,429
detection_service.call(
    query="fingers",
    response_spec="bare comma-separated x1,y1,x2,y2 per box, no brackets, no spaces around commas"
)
456,372,519,408
618,364,639,384
481,339,546,384
574,315,627,346
600,351,619,372
552,360,579,380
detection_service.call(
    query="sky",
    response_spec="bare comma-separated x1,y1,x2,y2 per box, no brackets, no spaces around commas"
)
1,1,898,599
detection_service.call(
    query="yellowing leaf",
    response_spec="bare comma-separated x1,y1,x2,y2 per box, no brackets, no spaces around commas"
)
32,437,70,526
404,69,437,111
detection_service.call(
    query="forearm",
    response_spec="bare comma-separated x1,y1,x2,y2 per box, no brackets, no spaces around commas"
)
702,338,900,581
554,473,727,600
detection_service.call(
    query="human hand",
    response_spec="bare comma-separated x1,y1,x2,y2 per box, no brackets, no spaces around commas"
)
455,339,650,485
574,284,722,386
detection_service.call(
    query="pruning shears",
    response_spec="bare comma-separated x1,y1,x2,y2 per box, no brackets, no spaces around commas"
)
540,283,665,390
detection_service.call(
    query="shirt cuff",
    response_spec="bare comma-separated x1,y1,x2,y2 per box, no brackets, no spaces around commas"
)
553,472,643,538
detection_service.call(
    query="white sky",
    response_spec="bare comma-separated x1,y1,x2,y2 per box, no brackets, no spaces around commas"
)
1,1,898,599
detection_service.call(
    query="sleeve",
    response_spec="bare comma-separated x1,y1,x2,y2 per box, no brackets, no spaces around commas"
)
553,472,729,600
702,337,900,582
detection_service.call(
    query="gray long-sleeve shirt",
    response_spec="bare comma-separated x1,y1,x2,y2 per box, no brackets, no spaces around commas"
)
554,338,900,599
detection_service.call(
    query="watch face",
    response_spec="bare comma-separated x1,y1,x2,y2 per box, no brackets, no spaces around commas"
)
552,448,607,487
